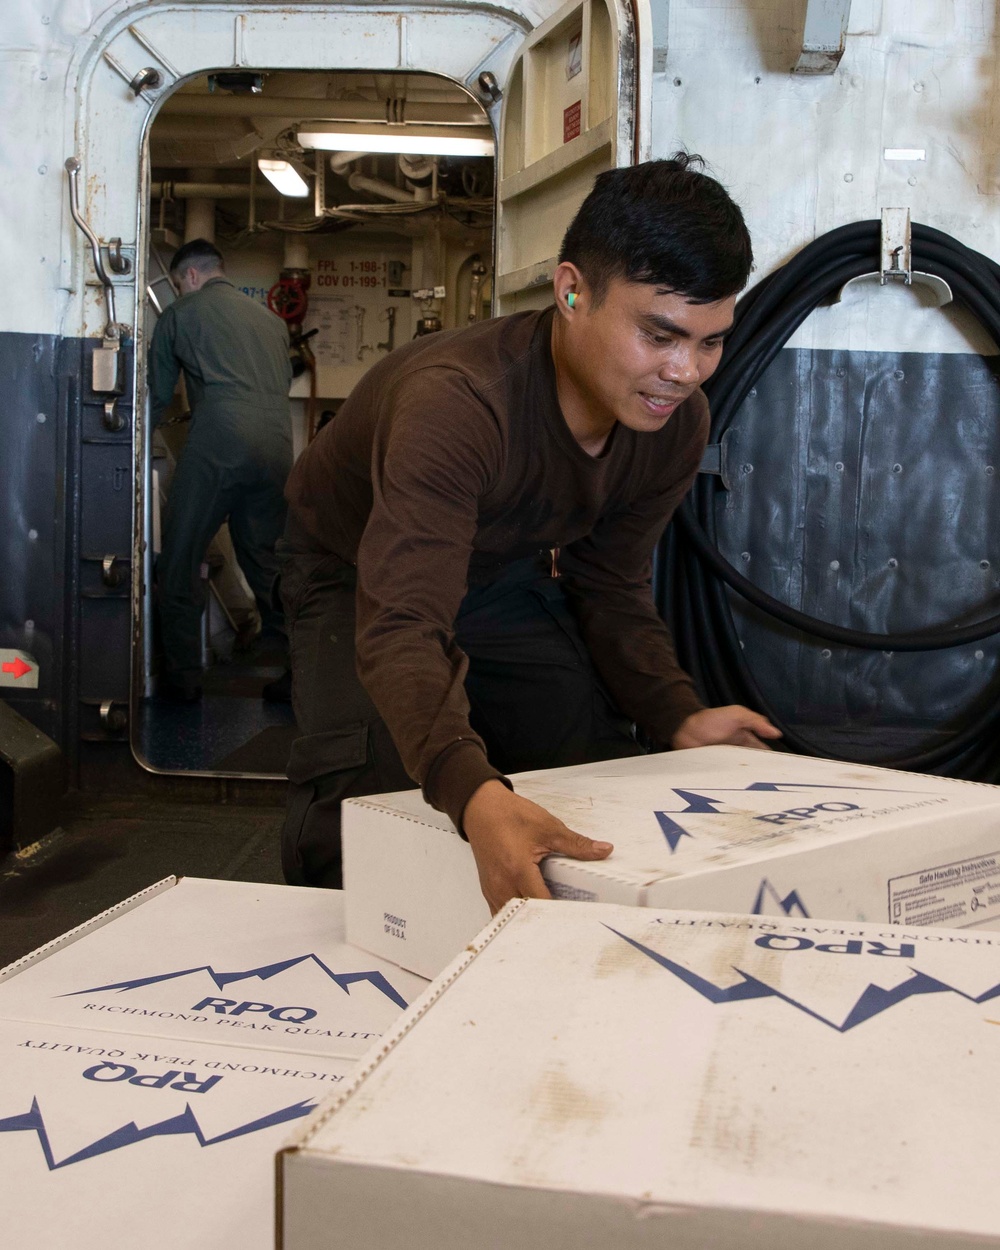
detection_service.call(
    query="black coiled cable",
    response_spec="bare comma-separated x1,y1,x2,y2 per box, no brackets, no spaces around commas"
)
658,220,1000,778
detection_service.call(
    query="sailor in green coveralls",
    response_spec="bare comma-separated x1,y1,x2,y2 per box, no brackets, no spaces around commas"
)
149,238,293,701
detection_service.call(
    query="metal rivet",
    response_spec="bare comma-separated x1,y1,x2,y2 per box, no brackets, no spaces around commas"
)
741,552,751,562
835,367,846,378
25,620,34,630
754,76,761,84
829,560,840,571
821,649,832,659
976,650,985,661
748,388,757,398
981,560,990,570
28,529,38,541
835,461,845,471
329,634,338,643
36,412,46,423
673,77,682,86
741,463,754,474
892,463,903,474
37,165,47,175
41,14,50,23
844,172,854,182
907,176,917,186
914,82,924,92
888,558,898,568
893,369,904,380
987,466,995,476
39,71,48,81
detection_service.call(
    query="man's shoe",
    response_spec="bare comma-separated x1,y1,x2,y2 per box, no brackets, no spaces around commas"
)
262,669,292,703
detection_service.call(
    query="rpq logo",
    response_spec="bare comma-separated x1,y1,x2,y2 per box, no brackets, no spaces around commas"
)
652,780,921,852
82,1061,221,1093
60,953,409,1013
606,924,1000,1032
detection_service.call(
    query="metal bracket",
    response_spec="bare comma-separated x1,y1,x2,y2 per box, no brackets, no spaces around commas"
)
477,71,503,104
698,430,733,489
793,0,852,75
103,399,126,433
129,66,162,96
101,555,123,588
99,700,128,734
107,238,132,275
377,307,397,353
834,208,954,307
880,207,911,285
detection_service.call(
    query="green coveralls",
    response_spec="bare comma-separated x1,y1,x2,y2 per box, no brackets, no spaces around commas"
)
149,277,293,683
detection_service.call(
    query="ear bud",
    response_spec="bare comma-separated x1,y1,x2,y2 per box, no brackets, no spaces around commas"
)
566,292,577,308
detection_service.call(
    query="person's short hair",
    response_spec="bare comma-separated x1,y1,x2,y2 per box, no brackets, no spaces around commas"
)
169,238,225,276
558,153,752,305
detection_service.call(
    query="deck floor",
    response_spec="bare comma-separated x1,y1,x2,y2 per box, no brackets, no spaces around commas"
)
0,795,286,967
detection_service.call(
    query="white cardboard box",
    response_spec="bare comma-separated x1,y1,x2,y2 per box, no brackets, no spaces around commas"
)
0,1017,354,1250
343,745,1000,977
0,877,427,1059
0,877,427,1250
280,900,1000,1249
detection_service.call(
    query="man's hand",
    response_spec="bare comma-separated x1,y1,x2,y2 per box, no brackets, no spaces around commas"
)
462,779,613,915
671,705,781,751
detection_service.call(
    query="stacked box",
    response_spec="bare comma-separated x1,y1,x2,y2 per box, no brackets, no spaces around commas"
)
281,898,1000,1249
343,744,1000,976
0,877,427,1249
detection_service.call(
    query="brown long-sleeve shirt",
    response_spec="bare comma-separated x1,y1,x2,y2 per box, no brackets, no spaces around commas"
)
285,307,707,827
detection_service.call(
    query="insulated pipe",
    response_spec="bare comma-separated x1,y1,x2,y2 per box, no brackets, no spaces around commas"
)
284,238,310,271
346,172,415,204
151,182,280,199
184,168,216,243
329,151,367,175
160,97,485,123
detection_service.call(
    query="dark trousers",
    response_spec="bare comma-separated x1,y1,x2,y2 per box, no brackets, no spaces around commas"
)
158,438,289,680
280,551,644,888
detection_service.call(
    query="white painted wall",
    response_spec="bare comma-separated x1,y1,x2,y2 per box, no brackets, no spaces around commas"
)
9,1,1000,353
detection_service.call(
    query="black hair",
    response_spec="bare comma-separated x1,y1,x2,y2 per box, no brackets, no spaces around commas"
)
558,153,752,304
169,238,225,275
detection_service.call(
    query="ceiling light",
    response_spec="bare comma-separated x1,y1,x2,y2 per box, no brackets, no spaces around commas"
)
297,126,494,157
257,157,310,197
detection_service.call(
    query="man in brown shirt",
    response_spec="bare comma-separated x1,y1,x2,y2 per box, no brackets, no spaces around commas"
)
280,155,779,911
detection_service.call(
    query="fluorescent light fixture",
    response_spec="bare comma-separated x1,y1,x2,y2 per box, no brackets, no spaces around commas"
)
298,126,494,157
257,157,310,197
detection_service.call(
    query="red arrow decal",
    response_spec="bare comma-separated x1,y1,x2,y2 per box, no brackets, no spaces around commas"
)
2,657,31,679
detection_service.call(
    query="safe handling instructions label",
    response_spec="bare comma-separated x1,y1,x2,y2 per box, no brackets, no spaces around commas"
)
889,852,1000,928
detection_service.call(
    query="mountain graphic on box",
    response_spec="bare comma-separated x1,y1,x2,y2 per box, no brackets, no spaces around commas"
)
0,1095,316,1170
59,954,409,1009
607,926,1000,1032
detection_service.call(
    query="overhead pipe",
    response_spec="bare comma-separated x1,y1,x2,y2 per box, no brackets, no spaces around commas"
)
151,181,281,199
160,97,485,124
347,172,416,204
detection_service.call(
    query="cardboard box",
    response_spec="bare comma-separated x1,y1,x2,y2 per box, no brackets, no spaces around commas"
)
0,877,428,1059
343,745,1000,977
0,877,427,1249
280,900,1000,1249
0,1017,354,1250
